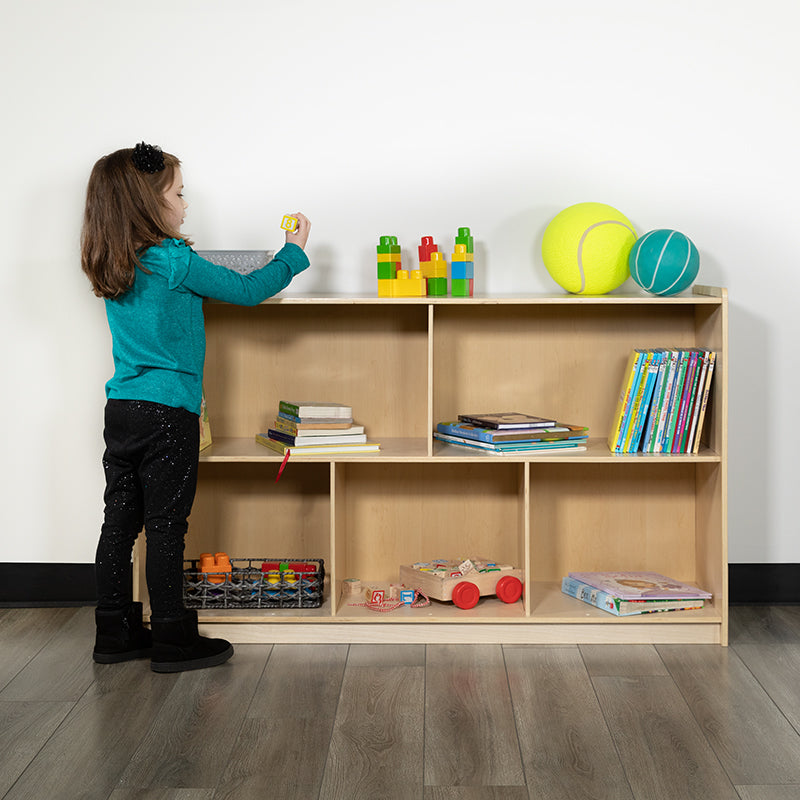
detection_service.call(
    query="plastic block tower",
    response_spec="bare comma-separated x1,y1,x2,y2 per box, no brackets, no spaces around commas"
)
377,235,426,297
451,227,474,297
418,236,448,296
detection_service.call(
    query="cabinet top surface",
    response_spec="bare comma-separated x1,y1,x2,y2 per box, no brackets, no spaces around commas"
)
206,287,726,306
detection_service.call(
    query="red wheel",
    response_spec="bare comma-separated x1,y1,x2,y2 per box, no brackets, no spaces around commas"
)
495,575,523,604
452,581,480,610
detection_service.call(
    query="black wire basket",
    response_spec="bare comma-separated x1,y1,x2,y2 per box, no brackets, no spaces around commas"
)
183,557,325,609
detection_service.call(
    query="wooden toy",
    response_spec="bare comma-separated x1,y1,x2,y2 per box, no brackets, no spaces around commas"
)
399,558,523,609
280,215,298,232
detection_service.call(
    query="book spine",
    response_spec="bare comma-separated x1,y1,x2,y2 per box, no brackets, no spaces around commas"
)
691,351,716,453
436,422,496,443
629,350,663,453
683,350,709,453
672,350,699,453
278,401,301,417
641,350,669,452
561,577,621,615
608,350,645,452
661,350,690,453
268,429,296,446
675,350,703,453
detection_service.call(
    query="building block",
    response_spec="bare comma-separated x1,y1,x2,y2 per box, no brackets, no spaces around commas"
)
378,279,396,297
452,243,474,261
451,261,474,280
377,252,402,263
418,236,439,262
451,278,473,297
427,277,448,296
393,276,426,296
377,262,398,279
280,215,298,233
455,226,474,253
199,552,232,584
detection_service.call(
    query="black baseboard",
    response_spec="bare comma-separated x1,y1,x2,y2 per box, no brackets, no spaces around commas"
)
1,562,797,606
0,563,97,606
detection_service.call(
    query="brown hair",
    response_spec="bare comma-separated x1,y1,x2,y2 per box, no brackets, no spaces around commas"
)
80,147,192,299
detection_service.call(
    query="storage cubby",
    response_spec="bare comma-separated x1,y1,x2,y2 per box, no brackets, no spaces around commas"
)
135,288,728,644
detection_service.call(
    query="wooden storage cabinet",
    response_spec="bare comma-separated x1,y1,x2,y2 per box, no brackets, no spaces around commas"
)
135,288,727,644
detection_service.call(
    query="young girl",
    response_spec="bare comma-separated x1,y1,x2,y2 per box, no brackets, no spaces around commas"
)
81,142,310,672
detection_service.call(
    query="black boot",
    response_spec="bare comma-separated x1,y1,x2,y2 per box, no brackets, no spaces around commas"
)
150,609,233,673
93,602,153,664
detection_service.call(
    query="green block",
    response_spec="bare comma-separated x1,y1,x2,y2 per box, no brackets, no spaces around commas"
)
451,278,471,296
379,235,399,247
427,277,448,296
455,235,474,253
377,244,401,254
377,262,397,279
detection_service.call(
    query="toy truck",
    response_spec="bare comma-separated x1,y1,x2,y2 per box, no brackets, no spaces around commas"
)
398,558,524,610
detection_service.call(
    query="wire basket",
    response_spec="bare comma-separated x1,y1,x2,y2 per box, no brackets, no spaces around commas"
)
196,250,275,275
183,557,325,609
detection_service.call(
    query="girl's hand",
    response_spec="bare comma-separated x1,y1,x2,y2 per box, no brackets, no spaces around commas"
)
284,212,311,250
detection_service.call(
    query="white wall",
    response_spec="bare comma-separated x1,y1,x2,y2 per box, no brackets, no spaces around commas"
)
1,0,797,564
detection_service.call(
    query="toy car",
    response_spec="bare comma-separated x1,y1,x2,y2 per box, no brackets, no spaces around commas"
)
398,558,524,610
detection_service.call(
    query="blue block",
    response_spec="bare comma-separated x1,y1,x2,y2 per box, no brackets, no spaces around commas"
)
450,261,474,280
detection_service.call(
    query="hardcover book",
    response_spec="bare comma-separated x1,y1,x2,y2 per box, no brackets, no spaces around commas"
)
436,420,587,443
566,571,711,600
561,576,705,616
457,412,557,429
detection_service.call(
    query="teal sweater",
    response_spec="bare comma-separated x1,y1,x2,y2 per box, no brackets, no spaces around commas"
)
104,239,309,415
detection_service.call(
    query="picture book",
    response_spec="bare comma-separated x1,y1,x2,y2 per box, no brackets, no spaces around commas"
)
434,431,586,454
643,349,678,453
566,571,711,600
608,349,648,451
256,434,380,455
278,401,352,419
268,428,368,447
691,351,716,453
625,349,663,453
436,420,588,444
561,576,705,616
457,412,557,429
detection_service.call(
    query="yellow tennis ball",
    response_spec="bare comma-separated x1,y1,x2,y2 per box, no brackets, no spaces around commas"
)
541,202,637,295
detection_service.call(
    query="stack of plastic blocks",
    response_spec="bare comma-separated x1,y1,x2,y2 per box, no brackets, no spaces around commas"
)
377,235,426,297
451,227,474,297
418,236,448,296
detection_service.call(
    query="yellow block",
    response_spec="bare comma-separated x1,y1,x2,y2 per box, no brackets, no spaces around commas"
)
377,253,402,263
393,277,426,296
378,279,396,297
421,262,448,278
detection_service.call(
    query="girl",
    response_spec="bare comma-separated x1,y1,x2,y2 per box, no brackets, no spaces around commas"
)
81,142,310,672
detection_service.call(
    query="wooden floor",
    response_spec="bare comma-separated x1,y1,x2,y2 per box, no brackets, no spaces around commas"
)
1,606,800,799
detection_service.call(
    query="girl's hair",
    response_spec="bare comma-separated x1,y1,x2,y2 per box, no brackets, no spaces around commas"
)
81,147,192,299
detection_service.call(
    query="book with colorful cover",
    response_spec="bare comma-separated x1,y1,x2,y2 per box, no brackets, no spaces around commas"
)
278,401,352,419
643,349,679,453
436,420,588,444
566,571,711,600
683,350,710,454
658,350,691,453
433,432,586,454
561,576,705,616
256,434,380,455
268,428,368,447
619,350,656,453
672,349,701,453
691,351,716,453
626,349,664,453
608,350,648,451
456,412,557,430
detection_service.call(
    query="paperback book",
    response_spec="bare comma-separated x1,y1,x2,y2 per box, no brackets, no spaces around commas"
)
437,420,588,444
561,576,705,616
268,428,368,447
434,431,586,454
278,401,352,419
256,434,380,455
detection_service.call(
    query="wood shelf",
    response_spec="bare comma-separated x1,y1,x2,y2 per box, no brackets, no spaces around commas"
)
135,287,728,644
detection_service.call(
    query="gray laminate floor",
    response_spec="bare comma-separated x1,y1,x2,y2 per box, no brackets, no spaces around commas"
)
1,605,799,799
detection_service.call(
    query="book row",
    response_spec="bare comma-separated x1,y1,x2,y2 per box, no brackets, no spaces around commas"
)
608,348,716,454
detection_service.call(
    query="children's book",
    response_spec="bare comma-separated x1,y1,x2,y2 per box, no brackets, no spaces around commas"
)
278,401,352,419
256,434,380,455
561,576,705,616
268,429,368,447
608,350,647,451
566,571,711,600
643,349,678,453
434,431,586,454
626,349,664,453
690,351,716,453
436,420,587,443
199,386,212,452
660,351,691,452
457,412,557,429
274,416,361,433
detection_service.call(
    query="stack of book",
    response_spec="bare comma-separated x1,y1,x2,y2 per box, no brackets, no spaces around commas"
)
434,412,588,455
561,571,711,616
256,401,380,455
608,348,717,454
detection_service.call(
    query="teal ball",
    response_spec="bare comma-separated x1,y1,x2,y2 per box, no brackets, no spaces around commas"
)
629,229,699,296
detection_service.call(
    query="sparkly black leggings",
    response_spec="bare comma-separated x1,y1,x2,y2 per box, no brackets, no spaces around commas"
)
96,399,199,617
